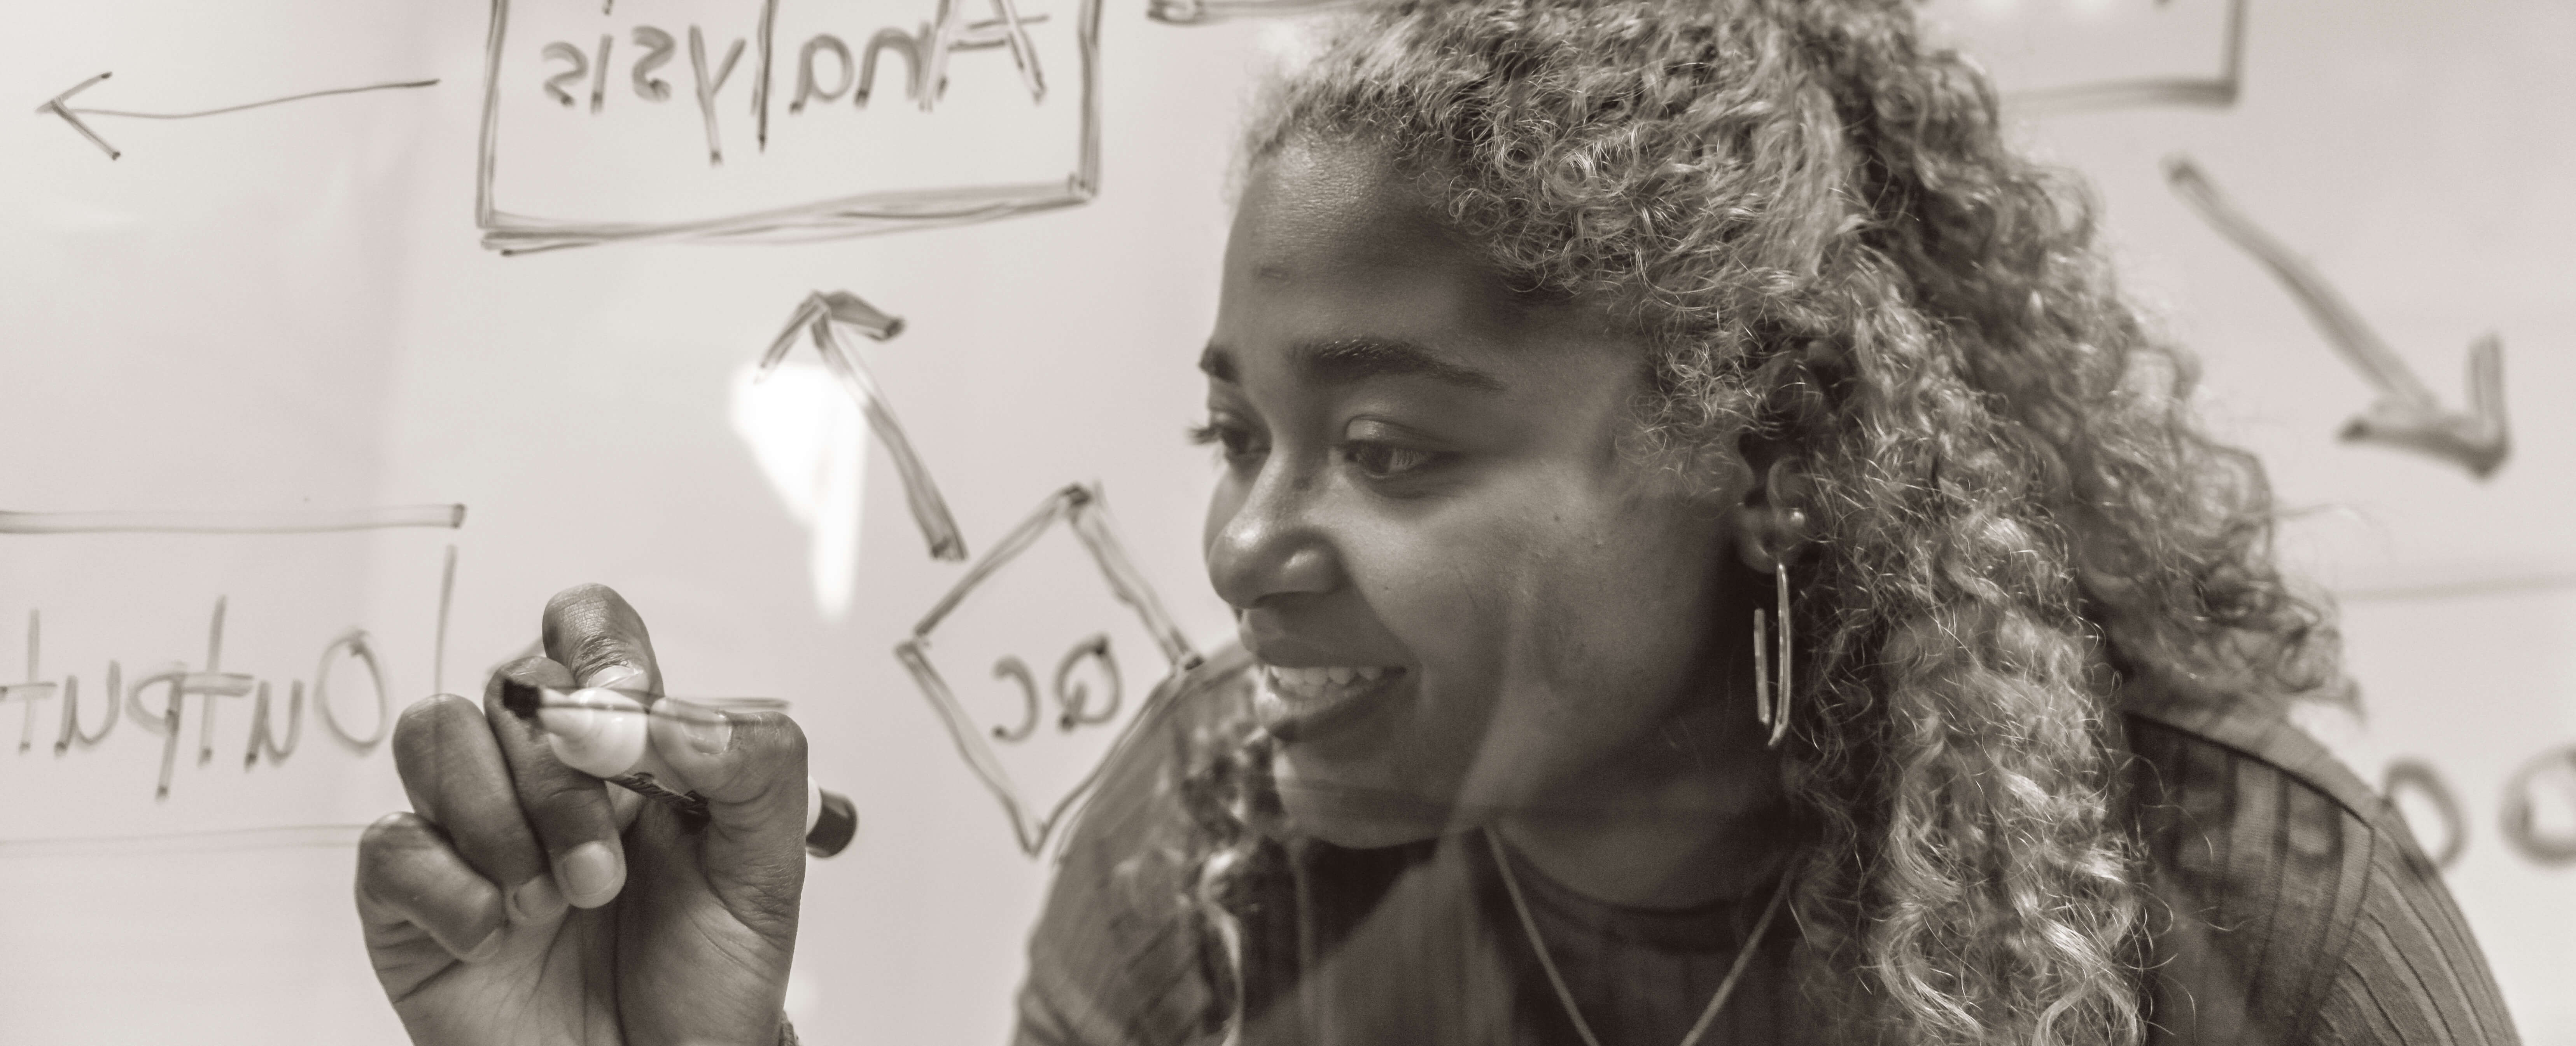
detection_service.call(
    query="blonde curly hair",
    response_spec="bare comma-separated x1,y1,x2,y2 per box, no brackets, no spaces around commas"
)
1154,2,2345,1043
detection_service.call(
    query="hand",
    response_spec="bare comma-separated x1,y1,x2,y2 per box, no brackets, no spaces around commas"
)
355,584,808,1046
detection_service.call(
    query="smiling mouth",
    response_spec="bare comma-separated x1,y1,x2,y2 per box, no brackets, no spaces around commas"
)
1253,663,1407,741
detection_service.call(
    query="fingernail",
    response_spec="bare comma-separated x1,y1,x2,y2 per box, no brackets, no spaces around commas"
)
583,663,647,691
463,926,505,963
559,841,624,908
511,874,566,923
660,698,733,755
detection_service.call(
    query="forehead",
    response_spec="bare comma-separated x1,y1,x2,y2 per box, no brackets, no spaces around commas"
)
1232,143,1464,278
1217,141,1617,377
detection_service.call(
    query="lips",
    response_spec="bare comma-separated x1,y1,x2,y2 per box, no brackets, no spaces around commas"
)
1252,662,1406,741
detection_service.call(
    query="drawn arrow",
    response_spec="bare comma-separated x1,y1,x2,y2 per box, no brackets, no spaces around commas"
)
759,291,968,561
2165,156,2510,479
34,72,438,159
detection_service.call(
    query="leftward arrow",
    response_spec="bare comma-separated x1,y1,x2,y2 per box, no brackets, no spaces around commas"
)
760,291,968,561
2166,156,2510,478
35,72,437,159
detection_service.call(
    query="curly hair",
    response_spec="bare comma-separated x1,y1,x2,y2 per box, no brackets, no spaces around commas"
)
1153,1,2346,1043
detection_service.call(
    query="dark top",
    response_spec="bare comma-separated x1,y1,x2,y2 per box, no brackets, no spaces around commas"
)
1016,650,2520,1045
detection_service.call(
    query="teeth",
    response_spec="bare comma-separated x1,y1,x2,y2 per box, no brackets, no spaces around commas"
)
1261,664,1398,700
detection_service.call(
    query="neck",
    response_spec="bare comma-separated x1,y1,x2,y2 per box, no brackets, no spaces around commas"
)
1493,706,1796,909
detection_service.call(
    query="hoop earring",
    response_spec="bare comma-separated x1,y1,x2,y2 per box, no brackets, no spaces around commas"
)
1751,562,1792,749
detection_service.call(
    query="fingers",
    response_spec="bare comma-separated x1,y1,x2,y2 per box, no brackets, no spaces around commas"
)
535,584,805,938
484,658,627,910
392,692,556,923
355,812,506,962
646,708,809,937
542,583,663,694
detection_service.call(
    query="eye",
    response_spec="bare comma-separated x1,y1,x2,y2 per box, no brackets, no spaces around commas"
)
1188,416,1265,466
1344,440,1444,480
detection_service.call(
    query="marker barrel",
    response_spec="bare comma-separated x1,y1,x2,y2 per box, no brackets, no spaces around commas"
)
521,684,856,857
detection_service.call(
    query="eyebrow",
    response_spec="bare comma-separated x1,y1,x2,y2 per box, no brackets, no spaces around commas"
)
1199,337,1507,392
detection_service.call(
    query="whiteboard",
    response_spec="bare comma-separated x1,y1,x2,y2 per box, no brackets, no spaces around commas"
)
3,0,2569,1042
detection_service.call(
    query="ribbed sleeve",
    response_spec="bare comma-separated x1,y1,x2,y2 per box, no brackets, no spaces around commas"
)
2125,704,2519,1046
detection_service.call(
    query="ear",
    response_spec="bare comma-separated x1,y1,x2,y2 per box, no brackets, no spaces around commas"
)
1733,456,1811,575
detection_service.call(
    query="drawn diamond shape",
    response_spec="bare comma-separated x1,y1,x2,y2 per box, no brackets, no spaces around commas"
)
895,484,1199,856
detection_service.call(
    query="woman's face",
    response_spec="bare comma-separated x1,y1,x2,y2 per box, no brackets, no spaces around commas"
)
1200,141,1757,849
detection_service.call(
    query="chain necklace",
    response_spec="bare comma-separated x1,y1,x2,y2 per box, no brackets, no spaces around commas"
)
1483,828,1788,1046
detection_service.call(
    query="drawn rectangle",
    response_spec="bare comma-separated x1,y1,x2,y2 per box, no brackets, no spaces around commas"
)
476,0,1101,253
895,484,1197,856
1919,0,2242,113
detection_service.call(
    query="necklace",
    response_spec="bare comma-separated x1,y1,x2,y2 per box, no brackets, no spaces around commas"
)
1483,828,1789,1046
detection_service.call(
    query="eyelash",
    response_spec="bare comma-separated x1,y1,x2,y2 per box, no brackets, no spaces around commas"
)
1189,417,1448,481
1187,419,1260,461
1344,442,1441,479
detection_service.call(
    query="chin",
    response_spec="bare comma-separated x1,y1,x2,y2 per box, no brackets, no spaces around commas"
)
1274,749,1453,850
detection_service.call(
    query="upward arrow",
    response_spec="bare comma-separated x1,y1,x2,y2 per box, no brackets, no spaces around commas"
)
760,291,968,562
2166,156,2510,479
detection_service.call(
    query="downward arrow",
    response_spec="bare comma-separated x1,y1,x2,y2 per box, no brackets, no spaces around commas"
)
2166,156,2510,478
759,291,968,561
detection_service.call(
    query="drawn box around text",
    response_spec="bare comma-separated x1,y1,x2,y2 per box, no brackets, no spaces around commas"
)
477,0,1102,252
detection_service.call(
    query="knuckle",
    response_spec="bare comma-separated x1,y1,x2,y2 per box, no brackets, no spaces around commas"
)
753,712,809,762
356,813,439,887
394,692,469,739
359,811,426,853
392,694,478,771
522,773,610,821
490,656,563,684
543,582,619,619
570,631,634,672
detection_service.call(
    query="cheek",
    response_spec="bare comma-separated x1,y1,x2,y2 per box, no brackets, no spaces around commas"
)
1201,473,1247,572
1365,502,1724,791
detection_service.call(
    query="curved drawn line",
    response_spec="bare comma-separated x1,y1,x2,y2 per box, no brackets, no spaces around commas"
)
2165,157,2434,408
990,656,1041,742
2382,759,2467,870
1148,0,1358,24
2336,572,2576,603
0,824,366,858
808,317,966,561
69,79,438,120
1053,634,1121,730
2005,0,2245,116
485,181,1086,253
2501,746,2576,865
908,486,1083,636
0,505,464,534
434,545,458,695
1067,490,1198,665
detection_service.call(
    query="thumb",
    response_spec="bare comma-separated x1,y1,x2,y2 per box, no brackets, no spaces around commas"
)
651,705,809,903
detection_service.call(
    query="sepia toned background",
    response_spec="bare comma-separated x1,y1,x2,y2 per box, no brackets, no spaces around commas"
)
2,0,2567,1041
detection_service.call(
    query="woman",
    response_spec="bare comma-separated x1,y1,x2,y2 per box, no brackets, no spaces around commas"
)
353,1,2516,1043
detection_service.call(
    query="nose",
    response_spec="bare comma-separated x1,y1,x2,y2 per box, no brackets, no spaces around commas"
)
1205,465,1340,610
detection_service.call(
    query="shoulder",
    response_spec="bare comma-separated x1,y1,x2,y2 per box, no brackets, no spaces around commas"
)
1016,647,1260,1046
2119,700,2519,1045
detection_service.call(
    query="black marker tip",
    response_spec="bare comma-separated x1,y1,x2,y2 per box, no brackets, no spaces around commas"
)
498,677,544,719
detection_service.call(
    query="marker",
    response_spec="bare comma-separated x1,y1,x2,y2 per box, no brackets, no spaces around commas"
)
498,678,858,857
